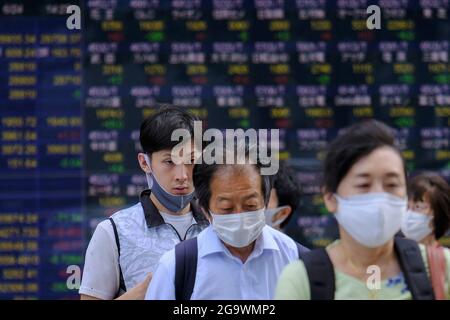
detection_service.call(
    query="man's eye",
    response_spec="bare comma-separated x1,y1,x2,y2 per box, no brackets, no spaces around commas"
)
356,184,369,188
164,160,173,165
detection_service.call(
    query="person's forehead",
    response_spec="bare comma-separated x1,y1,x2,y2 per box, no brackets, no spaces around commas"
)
150,150,171,159
154,144,199,156
216,163,260,176
210,165,262,193
348,147,404,176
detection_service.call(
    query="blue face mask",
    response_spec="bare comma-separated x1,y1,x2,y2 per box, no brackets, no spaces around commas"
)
143,154,195,213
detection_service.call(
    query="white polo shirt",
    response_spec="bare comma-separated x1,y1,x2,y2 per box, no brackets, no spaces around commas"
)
79,189,208,299
145,225,301,300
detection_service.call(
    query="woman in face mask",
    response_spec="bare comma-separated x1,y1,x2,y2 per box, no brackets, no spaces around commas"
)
275,119,450,300
401,173,450,300
402,173,450,245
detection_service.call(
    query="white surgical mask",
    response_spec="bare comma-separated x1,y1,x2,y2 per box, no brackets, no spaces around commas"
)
334,192,407,248
210,208,266,248
401,210,433,242
264,206,289,228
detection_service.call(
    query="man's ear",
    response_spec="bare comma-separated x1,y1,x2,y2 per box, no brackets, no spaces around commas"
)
137,153,151,173
273,206,292,223
323,188,338,213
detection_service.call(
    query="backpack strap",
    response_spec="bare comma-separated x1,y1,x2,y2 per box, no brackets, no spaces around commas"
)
427,244,447,300
394,237,435,300
295,241,310,259
108,217,127,298
301,248,335,300
175,237,198,300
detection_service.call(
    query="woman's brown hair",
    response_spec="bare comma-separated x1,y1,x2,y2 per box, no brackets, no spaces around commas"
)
408,173,450,240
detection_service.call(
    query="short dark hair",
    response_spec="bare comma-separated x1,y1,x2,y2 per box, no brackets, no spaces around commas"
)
139,104,198,155
193,144,272,213
323,119,406,193
408,173,450,240
272,162,302,228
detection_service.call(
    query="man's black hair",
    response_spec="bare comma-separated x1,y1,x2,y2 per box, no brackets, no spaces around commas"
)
193,142,273,213
139,104,199,155
272,162,302,228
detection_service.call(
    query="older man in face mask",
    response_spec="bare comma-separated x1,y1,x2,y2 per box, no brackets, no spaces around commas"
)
145,145,308,300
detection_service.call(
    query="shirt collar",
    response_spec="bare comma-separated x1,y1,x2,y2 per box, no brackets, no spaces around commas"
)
139,189,209,228
199,225,280,259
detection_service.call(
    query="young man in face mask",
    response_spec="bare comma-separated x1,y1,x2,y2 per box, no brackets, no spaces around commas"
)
79,105,209,300
265,161,301,232
145,145,309,300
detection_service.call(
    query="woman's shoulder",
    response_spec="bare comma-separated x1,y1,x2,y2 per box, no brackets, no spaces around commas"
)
275,259,311,300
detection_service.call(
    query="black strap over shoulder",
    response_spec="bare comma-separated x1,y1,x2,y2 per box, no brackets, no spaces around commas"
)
302,238,434,300
175,237,198,300
295,241,310,259
108,217,127,298
394,237,434,300
301,248,336,300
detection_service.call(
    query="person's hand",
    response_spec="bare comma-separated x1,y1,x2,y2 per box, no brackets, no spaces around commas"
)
116,272,153,300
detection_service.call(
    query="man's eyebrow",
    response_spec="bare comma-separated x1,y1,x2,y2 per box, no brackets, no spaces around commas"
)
242,192,259,200
216,196,231,202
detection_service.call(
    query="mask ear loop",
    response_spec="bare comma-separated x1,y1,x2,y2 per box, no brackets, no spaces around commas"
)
143,154,153,189
263,175,272,207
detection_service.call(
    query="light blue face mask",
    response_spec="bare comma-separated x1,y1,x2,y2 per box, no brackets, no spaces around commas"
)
143,154,195,213
333,192,407,248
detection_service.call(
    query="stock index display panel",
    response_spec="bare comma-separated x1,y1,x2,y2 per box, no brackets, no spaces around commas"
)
0,1,82,299
1,0,450,299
